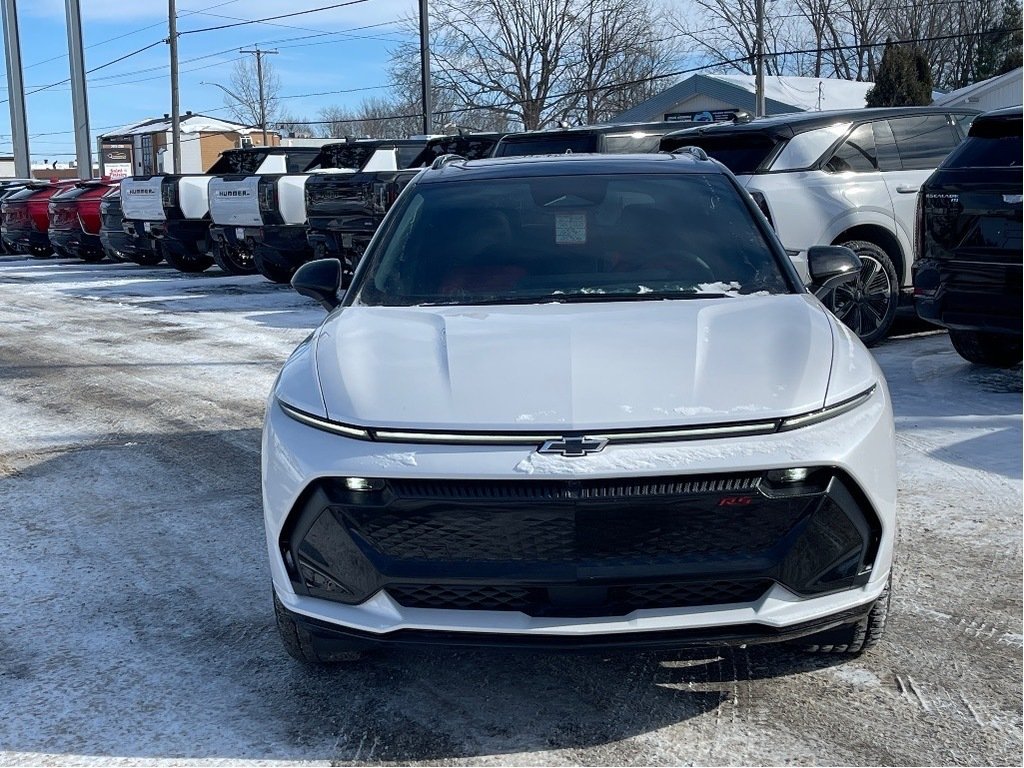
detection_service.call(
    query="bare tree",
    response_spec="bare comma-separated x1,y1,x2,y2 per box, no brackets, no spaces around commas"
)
223,56,282,127
392,0,675,130
667,0,796,76
565,0,679,123
275,112,316,138
317,98,422,139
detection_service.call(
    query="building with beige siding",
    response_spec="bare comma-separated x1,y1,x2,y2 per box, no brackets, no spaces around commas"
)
97,113,281,178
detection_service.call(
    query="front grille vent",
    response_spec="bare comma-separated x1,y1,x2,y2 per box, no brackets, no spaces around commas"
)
385,474,761,501
387,580,772,616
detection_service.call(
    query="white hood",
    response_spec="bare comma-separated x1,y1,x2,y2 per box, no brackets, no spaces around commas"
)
313,294,840,432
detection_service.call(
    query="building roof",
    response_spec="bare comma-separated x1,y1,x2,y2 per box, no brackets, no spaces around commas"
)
933,68,1023,106
100,113,261,138
613,73,875,122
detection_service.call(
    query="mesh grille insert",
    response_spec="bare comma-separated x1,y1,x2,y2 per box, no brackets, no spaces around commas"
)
386,580,772,616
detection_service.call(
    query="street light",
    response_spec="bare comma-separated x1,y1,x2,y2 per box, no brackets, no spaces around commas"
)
201,79,263,144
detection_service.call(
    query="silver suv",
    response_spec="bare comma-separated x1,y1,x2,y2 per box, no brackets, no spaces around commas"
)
662,107,978,345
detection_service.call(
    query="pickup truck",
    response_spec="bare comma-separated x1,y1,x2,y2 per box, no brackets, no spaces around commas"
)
100,186,156,264
119,147,320,274
1,180,78,257
208,142,373,283
48,179,116,262
304,133,503,277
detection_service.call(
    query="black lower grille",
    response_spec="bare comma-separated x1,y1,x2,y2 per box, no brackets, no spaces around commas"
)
386,580,772,616
345,495,799,563
286,471,880,605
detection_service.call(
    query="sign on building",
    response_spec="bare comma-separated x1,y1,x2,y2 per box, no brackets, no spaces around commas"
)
665,109,741,123
100,137,134,180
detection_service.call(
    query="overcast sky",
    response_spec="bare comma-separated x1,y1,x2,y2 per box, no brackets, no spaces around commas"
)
0,0,418,163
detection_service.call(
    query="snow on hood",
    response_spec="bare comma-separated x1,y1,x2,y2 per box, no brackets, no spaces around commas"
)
313,294,838,431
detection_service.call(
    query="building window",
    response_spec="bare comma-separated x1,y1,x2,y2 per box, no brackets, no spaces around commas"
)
140,134,154,174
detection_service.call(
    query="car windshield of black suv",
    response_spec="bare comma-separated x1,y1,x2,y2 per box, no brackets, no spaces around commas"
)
351,172,790,307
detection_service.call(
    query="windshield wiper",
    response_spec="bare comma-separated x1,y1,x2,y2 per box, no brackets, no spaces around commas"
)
552,291,729,302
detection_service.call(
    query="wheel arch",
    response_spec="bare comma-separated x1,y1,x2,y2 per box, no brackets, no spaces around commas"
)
831,225,906,285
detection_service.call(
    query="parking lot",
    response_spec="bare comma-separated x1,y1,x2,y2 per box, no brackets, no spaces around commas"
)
0,255,1020,766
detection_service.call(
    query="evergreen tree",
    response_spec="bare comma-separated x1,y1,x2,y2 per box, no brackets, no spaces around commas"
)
866,41,934,107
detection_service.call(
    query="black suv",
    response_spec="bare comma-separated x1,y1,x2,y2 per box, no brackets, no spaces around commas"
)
914,107,1022,367
493,121,697,157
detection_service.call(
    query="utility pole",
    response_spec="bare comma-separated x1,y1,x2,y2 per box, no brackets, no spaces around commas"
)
754,0,766,118
240,46,278,146
418,0,432,135
1,0,30,178
65,0,92,179
169,0,181,173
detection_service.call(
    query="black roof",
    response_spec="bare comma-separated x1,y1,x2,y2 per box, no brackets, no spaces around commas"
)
974,106,1022,123
322,138,427,150
224,145,322,156
500,121,699,142
418,152,722,184
970,107,1022,138
661,106,981,145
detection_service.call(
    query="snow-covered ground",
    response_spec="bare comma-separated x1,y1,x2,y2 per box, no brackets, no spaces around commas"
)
0,257,1020,766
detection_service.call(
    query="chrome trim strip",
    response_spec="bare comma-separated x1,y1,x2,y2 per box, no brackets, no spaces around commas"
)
278,385,877,446
373,429,562,445
778,386,877,431
604,421,778,442
277,400,371,439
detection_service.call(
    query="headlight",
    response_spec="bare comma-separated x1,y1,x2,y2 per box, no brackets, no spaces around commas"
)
277,398,370,440
778,386,876,431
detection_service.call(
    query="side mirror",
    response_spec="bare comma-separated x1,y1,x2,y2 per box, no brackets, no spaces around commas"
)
808,245,861,297
291,258,342,311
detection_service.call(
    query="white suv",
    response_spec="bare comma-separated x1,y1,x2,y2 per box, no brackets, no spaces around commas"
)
662,107,977,345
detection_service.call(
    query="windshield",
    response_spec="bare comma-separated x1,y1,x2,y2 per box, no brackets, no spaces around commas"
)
207,150,268,175
351,173,789,307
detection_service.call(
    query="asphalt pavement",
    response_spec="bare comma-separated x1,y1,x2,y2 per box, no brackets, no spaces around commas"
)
0,257,1020,766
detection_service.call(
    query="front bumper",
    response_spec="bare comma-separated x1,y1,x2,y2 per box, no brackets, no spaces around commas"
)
263,384,897,644
158,219,211,257
49,228,102,259
211,224,311,268
1,226,50,255
281,596,877,652
121,220,164,255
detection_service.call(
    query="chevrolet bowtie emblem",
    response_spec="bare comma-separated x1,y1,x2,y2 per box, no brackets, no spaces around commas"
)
538,436,609,457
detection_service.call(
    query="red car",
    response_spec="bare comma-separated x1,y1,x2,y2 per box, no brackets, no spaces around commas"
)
1,180,77,257
48,179,116,262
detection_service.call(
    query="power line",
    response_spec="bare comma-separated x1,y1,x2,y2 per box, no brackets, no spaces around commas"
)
250,27,1014,127
179,0,375,36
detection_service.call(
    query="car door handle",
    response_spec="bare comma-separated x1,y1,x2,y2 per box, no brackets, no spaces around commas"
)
895,185,919,194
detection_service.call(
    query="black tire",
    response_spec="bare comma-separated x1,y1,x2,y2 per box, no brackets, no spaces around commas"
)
103,247,127,263
162,247,213,273
127,241,164,266
799,583,890,655
821,240,899,347
78,248,105,263
949,330,1023,368
272,589,362,664
254,252,297,284
211,242,257,275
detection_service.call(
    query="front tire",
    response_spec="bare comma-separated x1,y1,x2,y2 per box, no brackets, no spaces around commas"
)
211,242,257,275
272,589,362,664
163,248,213,273
821,240,899,347
949,330,1023,368
254,252,297,284
799,583,890,655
